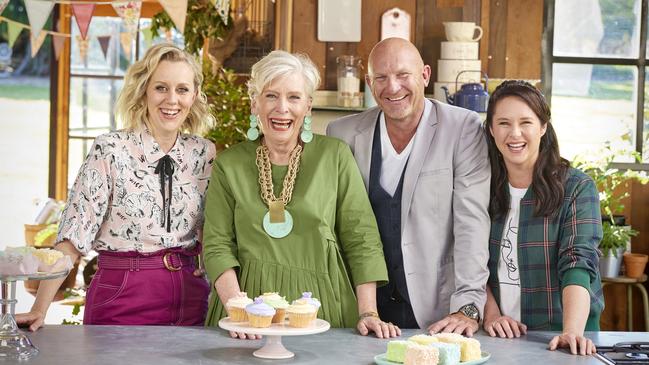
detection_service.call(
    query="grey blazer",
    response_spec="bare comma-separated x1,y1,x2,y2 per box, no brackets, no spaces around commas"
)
326,99,490,328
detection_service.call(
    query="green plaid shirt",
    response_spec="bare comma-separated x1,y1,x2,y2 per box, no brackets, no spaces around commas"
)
487,168,604,331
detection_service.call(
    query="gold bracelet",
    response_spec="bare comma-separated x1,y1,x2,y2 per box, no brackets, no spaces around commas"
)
359,311,380,320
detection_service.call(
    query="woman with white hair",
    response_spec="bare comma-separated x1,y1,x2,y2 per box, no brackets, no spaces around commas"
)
203,50,399,339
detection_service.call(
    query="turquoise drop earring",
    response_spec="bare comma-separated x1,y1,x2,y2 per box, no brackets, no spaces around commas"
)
247,114,260,141
300,115,313,143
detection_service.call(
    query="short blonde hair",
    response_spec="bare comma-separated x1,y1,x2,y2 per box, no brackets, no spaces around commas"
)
115,43,213,135
247,50,321,101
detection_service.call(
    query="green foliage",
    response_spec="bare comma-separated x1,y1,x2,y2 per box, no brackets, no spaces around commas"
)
202,67,250,149
601,222,637,257
150,0,232,55
573,143,649,256
61,288,84,325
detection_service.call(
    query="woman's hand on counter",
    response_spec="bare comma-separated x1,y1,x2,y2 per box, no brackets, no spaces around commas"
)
483,315,527,338
548,332,596,355
357,316,401,339
15,310,45,332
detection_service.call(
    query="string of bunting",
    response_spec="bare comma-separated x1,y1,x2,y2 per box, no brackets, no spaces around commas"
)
0,0,230,60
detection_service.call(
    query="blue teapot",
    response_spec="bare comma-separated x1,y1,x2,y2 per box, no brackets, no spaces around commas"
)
441,71,489,113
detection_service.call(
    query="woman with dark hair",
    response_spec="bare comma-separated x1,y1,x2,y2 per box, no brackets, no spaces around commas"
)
482,80,603,355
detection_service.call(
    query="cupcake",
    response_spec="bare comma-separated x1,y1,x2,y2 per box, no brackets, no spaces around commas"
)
293,292,321,320
245,297,276,328
260,292,289,323
286,300,316,328
225,292,253,322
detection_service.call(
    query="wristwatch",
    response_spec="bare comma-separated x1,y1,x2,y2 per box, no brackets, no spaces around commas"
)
457,303,480,322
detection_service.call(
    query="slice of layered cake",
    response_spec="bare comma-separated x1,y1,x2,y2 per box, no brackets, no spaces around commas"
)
386,340,411,363
404,343,440,365
408,334,439,345
434,333,481,362
427,342,461,365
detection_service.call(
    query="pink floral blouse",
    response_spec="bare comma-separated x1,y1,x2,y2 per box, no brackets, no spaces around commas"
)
57,128,216,255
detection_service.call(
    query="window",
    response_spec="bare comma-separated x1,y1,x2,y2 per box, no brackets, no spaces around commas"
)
544,0,648,168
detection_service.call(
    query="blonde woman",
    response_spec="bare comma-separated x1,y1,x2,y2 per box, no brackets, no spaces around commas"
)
17,43,216,329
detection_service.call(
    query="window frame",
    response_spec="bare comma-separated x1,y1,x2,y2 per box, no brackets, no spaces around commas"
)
542,0,649,170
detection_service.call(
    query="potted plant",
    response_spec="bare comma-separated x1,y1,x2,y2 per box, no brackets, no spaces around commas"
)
573,144,648,277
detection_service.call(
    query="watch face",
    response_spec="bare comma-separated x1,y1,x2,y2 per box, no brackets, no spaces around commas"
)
461,304,479,320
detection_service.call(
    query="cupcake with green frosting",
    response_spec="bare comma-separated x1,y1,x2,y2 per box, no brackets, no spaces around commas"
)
260,292,289,323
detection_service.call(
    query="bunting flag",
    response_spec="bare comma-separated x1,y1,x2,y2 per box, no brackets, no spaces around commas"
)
25,0,54,37
120,31,132,60
97,35,111,60
72,3,95,40
52,34,65,60
7,21,22,48
214,0,230,25
0,0,9,15
30,30,47,58
158,0,187,33
141,27,153,48
112,1,142,34
76,35,89,61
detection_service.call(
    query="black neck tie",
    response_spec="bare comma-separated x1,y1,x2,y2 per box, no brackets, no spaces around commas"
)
154,155,174,232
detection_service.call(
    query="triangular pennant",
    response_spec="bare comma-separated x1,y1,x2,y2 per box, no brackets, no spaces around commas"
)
25,0,54,37
214,0,230,25
97,35,111,60
7,22,23,48
72,4,95,40
0,0,10,15
120,32,132,60
158,0,188,33
141,27,154,48
52,35,65,60
112,2,142,34
30,31,47,58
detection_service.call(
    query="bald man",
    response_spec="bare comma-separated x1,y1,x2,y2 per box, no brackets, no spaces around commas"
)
327,38,490,336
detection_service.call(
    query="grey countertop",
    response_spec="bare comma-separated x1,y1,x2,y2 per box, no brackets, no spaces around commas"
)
21,326,649,364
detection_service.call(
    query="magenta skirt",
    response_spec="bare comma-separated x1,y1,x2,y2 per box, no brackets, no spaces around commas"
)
84,245,210,326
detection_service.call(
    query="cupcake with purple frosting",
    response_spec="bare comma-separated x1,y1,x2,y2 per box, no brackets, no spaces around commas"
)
292,292,321,320
245,297,276,328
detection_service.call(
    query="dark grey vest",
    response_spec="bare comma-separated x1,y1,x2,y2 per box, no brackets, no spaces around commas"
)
369,119,418,328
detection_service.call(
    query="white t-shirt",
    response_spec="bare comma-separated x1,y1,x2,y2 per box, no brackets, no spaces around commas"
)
379,99,432,196
497,184,528,322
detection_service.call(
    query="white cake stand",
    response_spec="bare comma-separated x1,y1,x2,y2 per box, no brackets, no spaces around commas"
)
0,269,69,360
218,317,330,359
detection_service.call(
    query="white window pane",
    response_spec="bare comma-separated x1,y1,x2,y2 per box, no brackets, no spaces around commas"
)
69,77,123,132
552,63,637,162
554,0,641,59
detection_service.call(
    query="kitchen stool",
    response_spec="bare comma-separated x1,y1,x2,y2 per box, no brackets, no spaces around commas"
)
601,274,649,331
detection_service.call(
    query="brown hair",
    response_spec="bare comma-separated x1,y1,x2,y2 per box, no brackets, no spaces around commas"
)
484,80,570,218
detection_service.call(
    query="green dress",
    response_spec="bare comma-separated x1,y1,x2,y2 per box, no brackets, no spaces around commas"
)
203,135,388,327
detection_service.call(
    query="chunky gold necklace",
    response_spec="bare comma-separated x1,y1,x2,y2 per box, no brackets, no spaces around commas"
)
255,144,302,238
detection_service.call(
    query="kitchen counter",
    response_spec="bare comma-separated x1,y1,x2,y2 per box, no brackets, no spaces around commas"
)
21,326,649,364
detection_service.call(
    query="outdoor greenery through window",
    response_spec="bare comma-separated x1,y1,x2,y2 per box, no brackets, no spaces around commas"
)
545,0,648,167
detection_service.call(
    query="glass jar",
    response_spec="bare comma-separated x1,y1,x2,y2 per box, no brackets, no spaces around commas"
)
336,55,362,107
